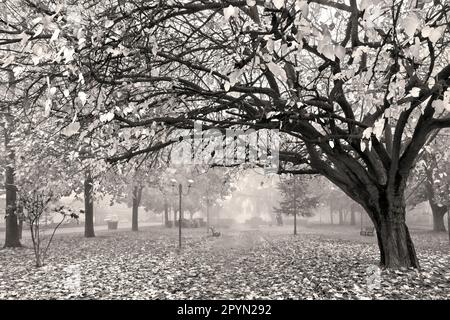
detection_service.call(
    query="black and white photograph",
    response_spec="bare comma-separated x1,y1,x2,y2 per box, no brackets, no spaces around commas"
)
0,0,450,307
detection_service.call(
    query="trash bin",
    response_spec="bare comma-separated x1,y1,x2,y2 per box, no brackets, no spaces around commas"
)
107,220,118,230
165,221,173,228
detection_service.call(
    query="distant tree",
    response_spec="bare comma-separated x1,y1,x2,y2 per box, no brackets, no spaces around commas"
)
154,166,235,227
407,133,450,232
325,187,350,225
141,187,168,215
83,171,95,237
188,167,235,229
111,157,170,231
228,170,279,223
274,175,321,235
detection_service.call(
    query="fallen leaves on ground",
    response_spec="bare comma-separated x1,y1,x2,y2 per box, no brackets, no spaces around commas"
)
0,226,449,299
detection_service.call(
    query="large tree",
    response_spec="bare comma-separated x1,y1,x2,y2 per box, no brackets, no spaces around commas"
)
4,0,450,268
112,159,169,231
1,93,21,247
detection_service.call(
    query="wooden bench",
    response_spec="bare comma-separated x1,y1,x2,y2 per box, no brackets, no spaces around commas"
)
208,226,221,237
360,226,375,236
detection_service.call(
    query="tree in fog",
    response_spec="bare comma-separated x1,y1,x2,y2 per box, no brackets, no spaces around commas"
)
324,187,354,225
111,157,168,231
407,132,450,232
153,166,235,227
274,175,320,235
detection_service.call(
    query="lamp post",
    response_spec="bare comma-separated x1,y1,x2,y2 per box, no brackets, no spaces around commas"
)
170,178,193,249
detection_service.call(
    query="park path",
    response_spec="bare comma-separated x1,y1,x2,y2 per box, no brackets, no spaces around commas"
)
201,225,297,254
201,223,444,254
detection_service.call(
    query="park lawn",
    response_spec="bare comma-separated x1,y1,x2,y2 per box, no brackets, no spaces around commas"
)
0,225,449,300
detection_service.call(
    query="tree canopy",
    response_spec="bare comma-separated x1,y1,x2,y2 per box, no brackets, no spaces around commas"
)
2,0,450,267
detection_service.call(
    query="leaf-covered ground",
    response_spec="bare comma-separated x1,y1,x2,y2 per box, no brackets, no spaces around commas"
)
0,225,449,300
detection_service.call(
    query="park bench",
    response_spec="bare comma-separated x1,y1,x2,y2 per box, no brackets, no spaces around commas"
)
208,226,221,237
360,226,375,236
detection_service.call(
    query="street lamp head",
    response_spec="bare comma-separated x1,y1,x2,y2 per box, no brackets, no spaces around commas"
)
187,179,194,188
170,178,177,188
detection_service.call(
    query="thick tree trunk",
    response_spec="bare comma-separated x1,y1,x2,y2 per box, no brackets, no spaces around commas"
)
350,211,356,225
376,219,419,268
164,200,169,227
448,209,450,242
3,119,21,248
132,195,138,232
429,200,446,232
4,163,21,248
329,208,334,224
425,166,446,232
18,219,23,240
371,195,419,269
350,207,356,226
132,186,142,232
206,202,211,233
84,173,95,238
3,73,21,248
339,209,344,225
293,213,297,235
